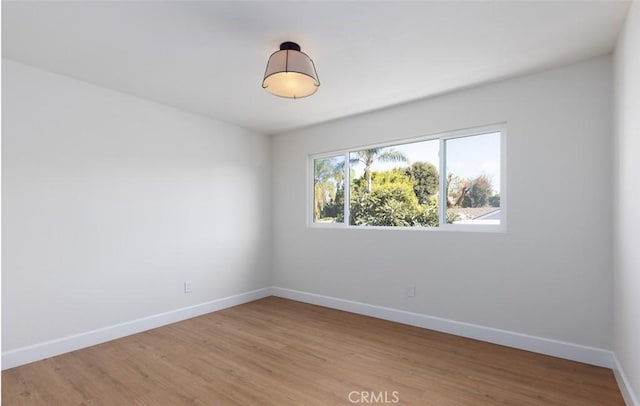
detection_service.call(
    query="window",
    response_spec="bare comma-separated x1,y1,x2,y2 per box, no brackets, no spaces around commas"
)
310,124,505,231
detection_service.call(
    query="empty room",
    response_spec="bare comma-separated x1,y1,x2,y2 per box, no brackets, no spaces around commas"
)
2,1,639,405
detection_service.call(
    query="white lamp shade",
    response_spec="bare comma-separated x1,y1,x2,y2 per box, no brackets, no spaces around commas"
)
262,46,320,99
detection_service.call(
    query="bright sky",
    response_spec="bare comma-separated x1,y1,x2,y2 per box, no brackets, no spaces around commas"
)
350,132,501,193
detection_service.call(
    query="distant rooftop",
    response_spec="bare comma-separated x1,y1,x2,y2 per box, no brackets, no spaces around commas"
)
449,207,500,220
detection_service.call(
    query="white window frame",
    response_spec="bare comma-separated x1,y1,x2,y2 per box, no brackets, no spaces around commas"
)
308,123,507,232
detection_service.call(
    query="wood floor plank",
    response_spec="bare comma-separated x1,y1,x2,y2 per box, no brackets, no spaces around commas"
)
2,297,625,405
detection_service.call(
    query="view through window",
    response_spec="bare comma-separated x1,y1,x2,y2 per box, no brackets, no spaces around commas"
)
312,126,504,230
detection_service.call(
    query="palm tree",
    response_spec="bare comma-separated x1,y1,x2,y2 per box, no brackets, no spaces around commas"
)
314,159,335,185
350,148,409,193
313,158,345,220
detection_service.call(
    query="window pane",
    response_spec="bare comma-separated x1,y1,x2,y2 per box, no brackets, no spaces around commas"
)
445,132,501,225
349,140,440,227
313,156,345,223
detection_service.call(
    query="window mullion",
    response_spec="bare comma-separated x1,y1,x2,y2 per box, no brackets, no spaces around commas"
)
439,138,446,227
344,151,350,226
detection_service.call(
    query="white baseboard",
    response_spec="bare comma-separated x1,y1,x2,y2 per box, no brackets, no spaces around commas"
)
613,353,640,406
3,286,621,379
1,287,272,370
271,287,614,369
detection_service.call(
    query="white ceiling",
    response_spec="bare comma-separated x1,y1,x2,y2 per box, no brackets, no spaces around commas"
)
2,1,630,134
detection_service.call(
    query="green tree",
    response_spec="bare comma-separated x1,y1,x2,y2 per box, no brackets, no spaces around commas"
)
321,184,344,221
488,194,500,207
350,169,438,227
350,148,408,193
314,158,344,221
406,161,439,204
464,174,493,208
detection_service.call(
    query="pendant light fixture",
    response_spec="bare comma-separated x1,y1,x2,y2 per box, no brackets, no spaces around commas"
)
262,41,320,99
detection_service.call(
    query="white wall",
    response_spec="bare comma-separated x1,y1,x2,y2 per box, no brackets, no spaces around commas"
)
272,57,613,349
613,2,640,403
1,59,272,351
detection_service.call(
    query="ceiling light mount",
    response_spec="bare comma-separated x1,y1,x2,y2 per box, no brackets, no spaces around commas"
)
262,41,320,99
279,41,301,52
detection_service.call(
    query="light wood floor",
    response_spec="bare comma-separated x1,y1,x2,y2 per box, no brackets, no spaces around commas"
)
2,297,624,405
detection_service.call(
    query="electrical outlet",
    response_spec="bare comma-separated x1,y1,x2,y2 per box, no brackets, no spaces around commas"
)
407,284,416,297
184,280,193,293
